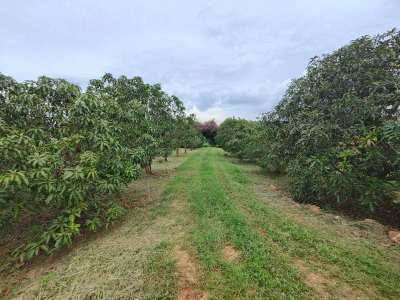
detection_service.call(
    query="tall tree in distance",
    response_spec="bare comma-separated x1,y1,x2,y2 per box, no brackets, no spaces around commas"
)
197,119,218,145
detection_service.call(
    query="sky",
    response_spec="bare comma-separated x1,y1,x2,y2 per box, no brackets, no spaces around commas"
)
1,1,399,123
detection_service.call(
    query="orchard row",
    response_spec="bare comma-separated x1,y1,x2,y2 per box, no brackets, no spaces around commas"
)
0,73,203,261
217,30,400,224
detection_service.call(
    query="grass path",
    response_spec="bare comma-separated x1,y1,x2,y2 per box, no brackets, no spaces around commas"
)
2,148,400,299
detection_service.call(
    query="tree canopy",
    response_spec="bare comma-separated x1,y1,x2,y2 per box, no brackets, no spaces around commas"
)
217,29,400,223
0,72,202,261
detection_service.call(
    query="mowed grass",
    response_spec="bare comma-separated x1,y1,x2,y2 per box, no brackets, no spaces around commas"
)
3,147,400,299
216,156,400,298
169,147,400,299
176,149,310,299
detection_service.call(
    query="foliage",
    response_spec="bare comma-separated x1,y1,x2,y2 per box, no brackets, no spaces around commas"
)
181,114,205,150
169,113,204,157
217,30,400,219
216,117,263,161
196,119,218,145
259,29,400,215
0,72,193,261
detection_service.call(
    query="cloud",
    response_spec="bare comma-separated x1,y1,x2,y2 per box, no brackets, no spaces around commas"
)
188,105,230,124
0,0,399,121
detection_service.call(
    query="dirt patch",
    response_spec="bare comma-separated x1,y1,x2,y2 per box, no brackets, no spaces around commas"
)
258,228,268,237
174,247,197,284
295,260,330,300
222,245,240,262
305,204,321,214
173,247,209,300
388,230,400,244
154,216,176,227
171,199,186,211
295,260,366,300
353,218,386,232
269,184,280,192
25,266,46,281
178,287,209,300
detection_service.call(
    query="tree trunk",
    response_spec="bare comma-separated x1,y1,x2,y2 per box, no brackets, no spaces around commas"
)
176,148,179,156
144,165,149,174
144,164,154,175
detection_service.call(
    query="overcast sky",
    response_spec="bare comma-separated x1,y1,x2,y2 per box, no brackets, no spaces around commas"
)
1,1,399,122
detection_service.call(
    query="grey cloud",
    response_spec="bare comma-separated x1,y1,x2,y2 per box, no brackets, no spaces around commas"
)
0,0,399,121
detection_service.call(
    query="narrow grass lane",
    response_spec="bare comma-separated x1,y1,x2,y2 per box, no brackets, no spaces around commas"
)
4,148,400,299
169,148,400,299
180,148,310,299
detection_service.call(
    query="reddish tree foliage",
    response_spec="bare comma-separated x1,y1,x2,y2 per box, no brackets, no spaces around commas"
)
196,119,218,131
196,119,218,144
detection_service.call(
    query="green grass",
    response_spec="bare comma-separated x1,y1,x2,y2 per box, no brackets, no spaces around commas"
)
3,148,400,299
216,155,400,298
144,241,177,300
169,147,400,299
173,148,311,299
